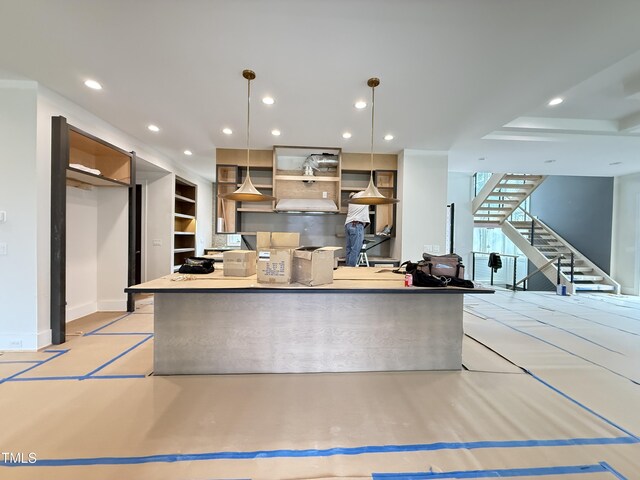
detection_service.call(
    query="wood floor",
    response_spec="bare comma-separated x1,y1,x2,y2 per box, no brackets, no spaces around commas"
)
0,291,638,479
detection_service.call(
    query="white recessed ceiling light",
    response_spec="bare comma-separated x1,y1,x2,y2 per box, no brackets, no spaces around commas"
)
355,101,367,109
84,79,102,90
184,150,193,156
271,129,281,136
544,159,556,163
262,97,275,105
342,132,352,139
147,124,160,132
384,134,394,141
609,161,622,165
222,128,233,135
548,97,563,106
478,157,486,161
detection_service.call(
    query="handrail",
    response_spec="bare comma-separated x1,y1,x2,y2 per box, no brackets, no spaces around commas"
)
515,255,564,287
471,251,519,258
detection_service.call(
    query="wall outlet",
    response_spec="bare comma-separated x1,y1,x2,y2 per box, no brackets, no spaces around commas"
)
9,340,22,348
423,244,432,253
0,242,7,255
433,244,440,253
152,239,162,246
322,191,328,199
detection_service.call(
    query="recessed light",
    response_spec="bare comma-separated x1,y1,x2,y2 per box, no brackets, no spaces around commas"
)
271,129,281,136
384,134,394,141
548,97,563,106
147,124,160,132
184,150,193,156
609,161,622,165
544,159,556,163
355,101,367,109
262,97,275,105
222,128,233,135
84,79,102,90
342,132,352,139
478,157,485,161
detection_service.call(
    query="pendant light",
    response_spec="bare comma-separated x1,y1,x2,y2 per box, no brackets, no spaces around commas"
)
349,77,399,205
220,69,275,202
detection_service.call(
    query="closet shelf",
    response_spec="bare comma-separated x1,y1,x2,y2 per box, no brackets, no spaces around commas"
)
175,194,196,203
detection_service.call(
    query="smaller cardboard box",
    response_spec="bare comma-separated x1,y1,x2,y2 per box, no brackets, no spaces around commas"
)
256,232,301,284
223,250,256,277
257,249,294,284
293,246,342,286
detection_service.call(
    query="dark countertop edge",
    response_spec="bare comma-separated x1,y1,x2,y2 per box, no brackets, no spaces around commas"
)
125,287,495,294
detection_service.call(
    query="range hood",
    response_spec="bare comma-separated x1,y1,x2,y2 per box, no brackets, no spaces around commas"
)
274,198,339,214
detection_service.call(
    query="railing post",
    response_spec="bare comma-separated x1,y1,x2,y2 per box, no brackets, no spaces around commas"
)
530,218,535,246
472,252,476,281
490,265,494,286
556,256,561,285
570,252,575,283
513,258,517,291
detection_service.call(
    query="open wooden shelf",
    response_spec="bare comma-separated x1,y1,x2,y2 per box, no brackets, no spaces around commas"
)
174,177,197,266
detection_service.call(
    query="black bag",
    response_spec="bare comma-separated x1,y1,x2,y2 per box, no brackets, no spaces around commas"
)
440,275,476,289
395,261,448,288
421,253,465,278
178,257,215,274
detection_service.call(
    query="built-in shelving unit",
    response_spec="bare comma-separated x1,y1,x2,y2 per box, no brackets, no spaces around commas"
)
66,127,132,187
174,177,197,270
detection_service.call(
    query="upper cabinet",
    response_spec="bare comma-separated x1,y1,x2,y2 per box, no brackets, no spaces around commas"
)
273,146,341,213
66,126,133,187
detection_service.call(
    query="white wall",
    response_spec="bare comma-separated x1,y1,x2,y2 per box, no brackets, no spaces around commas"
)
447,172,475,270
66,187,98,320
0,80,39,350
143,172,173,280
396,150,449,262
97,188,129,311
611,173,640,295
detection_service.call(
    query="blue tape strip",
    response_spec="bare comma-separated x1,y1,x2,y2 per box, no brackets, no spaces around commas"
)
0,350,69,385
528,371,639,440
7,374,146,382
3,437,635,467
81,335,153,379
600,461,629,480
373,463,610,479
91,332,153,336
485,313,638,384
84,312,132,336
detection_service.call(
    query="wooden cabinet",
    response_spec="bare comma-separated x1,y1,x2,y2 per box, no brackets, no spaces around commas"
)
273,146,341,212
174,177,197,269
66,126,133,187
374,170,396,235
215,165,238,233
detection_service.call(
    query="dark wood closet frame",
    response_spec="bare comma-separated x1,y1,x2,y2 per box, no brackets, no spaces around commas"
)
50,116,137,345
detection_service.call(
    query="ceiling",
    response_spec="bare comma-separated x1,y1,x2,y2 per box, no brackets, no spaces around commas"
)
2,0,640,180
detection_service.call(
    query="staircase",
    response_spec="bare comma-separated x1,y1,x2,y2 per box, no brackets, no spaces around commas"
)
473,173,620,294
502,213,620,294
472,173,546,225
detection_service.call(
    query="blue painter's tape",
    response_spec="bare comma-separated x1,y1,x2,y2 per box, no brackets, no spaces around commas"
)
373,463,612,479
81,335,153,379
2,437,635,467
528,371,640,441
84,312,132,336
0,350,69,385
600,461,629,480
91,332,154,336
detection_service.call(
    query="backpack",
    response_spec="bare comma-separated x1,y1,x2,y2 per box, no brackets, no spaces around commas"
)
421,253,465,278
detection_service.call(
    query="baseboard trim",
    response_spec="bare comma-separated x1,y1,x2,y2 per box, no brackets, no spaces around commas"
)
97,300,127,312
66,302,98,322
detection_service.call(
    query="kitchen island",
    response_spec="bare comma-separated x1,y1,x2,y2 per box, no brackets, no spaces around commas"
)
126,267,493,375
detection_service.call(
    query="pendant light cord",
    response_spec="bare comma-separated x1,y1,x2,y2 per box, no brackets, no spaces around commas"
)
246,75,251,176
370,82,375,180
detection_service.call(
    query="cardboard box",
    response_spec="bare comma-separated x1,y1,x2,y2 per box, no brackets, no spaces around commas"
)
223,250,256,277
293,246,342,286
256,232,301,284
257,231,300,250
257,248,295,284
